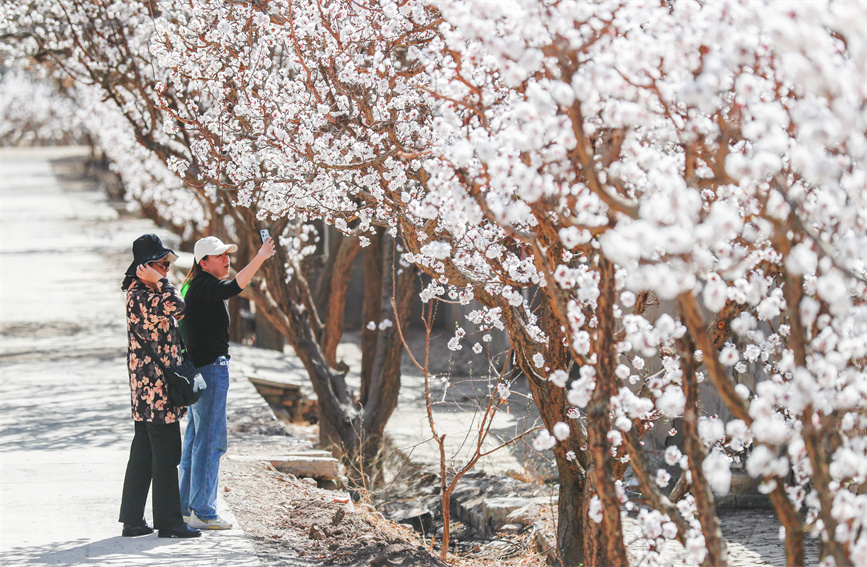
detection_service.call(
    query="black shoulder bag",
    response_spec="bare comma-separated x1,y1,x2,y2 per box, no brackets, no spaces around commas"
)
130,327,206,407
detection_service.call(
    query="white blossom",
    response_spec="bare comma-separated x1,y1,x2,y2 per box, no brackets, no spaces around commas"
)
549,369,569,389
553,422,571,441
588,496,603,524
698,417,726,446
664,446,682,466
703,452,732,495
657,387,686,418
532,430,557,452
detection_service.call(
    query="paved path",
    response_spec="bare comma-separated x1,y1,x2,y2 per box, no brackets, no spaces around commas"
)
0,147,261,566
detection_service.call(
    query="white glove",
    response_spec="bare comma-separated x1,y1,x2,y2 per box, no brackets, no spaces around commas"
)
193,374,207,393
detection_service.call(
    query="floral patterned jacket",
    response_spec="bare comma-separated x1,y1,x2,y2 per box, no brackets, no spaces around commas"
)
126,278,187,424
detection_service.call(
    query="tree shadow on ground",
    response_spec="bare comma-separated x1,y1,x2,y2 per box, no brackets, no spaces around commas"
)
0,353,131,452
2,534,260,567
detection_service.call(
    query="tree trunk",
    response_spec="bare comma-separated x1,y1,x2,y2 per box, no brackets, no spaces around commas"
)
244,224,414,486
320,233,362,367
678,335,728,567
769,484,805,567
246,271,359,447
314,226,343,310
228,237,249,343
672,292,804,565
773,229,847,566
623,427,692,543
356,237,416,482
554,454,600,566
508,335,597,566
578,474,608,567
253,303,285,351
584,256,628,567
360,229,384,404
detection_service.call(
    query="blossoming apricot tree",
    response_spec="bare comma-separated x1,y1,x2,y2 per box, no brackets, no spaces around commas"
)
423,3,866,565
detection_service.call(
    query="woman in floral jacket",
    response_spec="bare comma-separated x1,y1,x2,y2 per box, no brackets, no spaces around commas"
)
118,234,200,539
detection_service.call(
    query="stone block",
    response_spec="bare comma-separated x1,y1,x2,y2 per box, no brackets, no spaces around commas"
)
453,494,487,534
534,525,558,564
505,497,553,526
729,471,761,494
227,454,341,480
269,456,341,480
483,497,543,533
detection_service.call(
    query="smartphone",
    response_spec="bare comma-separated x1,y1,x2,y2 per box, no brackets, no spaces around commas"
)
259,229,270,244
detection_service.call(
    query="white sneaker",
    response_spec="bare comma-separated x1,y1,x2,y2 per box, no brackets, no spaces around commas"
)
187,510,232,530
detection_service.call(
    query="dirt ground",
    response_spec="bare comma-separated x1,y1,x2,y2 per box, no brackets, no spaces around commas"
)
222,457,449,567
222,458,554,567
221,408,552,567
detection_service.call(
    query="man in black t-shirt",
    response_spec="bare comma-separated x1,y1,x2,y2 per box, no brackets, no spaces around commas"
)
179,235,275,530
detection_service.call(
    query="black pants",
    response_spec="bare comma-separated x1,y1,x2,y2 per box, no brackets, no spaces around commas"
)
119,420,184,529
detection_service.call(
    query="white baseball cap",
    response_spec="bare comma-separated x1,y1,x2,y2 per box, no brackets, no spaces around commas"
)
194,236,238,263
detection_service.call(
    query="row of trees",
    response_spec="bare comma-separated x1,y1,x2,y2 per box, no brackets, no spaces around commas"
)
2,1,865,565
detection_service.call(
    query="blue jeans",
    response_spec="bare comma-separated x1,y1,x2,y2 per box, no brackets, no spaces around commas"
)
179,357,229,520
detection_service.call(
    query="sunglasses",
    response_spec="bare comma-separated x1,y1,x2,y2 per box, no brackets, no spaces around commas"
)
150,260,171,270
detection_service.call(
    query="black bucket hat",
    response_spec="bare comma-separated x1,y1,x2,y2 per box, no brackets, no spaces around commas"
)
125,234,179,277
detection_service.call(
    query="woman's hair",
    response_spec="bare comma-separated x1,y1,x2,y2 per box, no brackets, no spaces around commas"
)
182,260,202,288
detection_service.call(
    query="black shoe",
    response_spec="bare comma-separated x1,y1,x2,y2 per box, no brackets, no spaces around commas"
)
158,524,201,538
122,522,154,537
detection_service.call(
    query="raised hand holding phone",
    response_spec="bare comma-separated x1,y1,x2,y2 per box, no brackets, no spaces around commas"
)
257,230,276,259
235,231,276,290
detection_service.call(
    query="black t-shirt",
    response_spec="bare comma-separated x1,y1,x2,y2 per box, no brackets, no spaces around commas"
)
182,272,242,367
